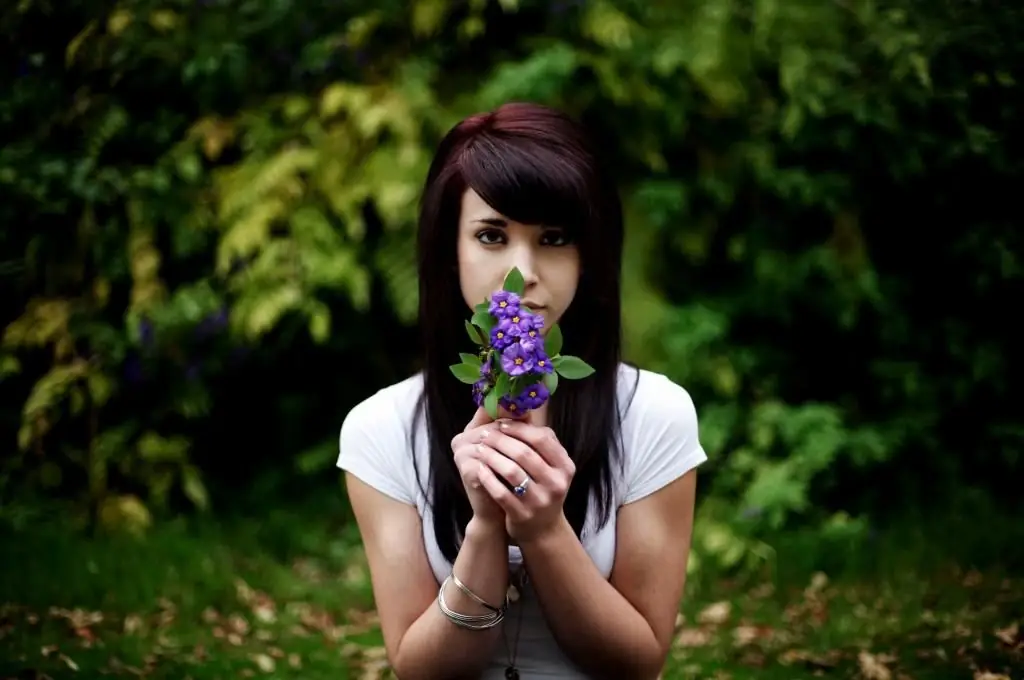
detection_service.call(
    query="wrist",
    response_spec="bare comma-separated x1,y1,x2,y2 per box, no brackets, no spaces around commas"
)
466,516,508,543
517,513,572,551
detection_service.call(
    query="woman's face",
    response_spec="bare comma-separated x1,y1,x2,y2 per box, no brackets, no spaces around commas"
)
457,188,580,331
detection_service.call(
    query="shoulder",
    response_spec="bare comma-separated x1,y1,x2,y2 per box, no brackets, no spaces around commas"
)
337,373,425,506
615,364,707,505
618,364,698,418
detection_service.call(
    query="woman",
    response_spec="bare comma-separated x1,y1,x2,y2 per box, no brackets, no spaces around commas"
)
338,102,706,679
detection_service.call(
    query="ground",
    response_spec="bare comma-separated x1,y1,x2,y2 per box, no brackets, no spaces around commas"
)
1,496,1021,680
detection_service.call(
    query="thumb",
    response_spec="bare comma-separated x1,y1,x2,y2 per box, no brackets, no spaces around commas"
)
497,404,530,421
464,406,494,432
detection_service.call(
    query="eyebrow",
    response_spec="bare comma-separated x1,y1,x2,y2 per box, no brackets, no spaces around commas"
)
473,217,508,227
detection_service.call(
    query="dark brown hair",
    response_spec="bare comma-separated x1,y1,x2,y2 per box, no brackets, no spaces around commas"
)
412,102,632,563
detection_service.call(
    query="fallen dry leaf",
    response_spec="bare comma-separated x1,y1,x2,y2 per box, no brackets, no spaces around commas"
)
806,572,829,597
675,627,711,648
778,648,840,668
698,601,732,626
993,622,1018,646
73,625,96,646
123,614,144,634
59,653,80,671
732,624,773,647
340,641,363,658
48,607,103,629
228,613,250,635
236,579,256,604
857,650,892,680
253,603,276,624
251,653,275,673
190,643,208,663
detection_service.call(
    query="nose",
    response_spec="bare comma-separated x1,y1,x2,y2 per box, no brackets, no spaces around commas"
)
509,245,540,290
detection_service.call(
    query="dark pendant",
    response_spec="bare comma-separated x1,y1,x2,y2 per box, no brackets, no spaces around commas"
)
505,666,519,679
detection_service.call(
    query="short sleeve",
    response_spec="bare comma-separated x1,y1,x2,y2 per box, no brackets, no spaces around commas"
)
622,374,708,505
337,390,417,506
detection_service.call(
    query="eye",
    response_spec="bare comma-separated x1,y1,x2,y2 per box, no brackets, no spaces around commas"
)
540,229,573,247
475,229,506,246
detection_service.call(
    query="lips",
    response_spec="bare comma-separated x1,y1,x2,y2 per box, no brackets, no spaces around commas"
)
522,301,545,310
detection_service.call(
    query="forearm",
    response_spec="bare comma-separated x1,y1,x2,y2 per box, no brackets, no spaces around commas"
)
393,518,510,680
519,517,664,680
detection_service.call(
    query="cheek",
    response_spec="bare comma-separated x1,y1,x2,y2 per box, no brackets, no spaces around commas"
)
546,254,580,319
457,240,493,307
556,255,581,296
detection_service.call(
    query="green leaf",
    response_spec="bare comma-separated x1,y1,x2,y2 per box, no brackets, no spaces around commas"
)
495,371,511,399
544,323,564,357
182,465,209,512
471,310,497,335
503,267,525,295
552,355,595,379
450,362,481,384
459,352,483,369
484,388,499,419
475,301,490,314
543,371,559,395
465,320,486,345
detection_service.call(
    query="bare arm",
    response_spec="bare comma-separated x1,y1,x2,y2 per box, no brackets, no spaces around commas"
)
346,473,510,680
518,471,698,680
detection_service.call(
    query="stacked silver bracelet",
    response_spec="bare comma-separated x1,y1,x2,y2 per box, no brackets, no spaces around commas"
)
437,573,508,630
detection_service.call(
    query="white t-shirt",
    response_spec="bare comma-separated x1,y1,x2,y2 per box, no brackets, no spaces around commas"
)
337,363,707,678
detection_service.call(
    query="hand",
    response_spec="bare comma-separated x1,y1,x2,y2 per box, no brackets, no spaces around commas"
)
450,408,506,529
471,415,575,543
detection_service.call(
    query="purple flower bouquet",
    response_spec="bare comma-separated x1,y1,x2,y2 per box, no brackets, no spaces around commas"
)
449,267,595,419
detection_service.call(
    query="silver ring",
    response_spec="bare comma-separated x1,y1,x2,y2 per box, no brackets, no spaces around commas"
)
513,476,530,497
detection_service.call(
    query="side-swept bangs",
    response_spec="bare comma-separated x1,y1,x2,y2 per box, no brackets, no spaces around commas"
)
459,131,594,236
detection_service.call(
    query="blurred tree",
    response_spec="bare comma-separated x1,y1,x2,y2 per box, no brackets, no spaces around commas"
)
1,0,1021,574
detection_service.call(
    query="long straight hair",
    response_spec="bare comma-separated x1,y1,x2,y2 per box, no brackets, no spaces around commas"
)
412,102,631,563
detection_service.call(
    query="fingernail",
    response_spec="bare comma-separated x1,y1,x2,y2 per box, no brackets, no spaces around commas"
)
499,421,510,430
480,429,489,439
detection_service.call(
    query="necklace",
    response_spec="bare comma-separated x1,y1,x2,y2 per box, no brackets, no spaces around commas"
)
503,566,528,679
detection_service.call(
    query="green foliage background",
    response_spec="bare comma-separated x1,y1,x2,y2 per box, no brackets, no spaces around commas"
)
2,0,1021,576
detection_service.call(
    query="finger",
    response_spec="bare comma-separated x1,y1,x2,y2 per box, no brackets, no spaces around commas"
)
497,404,529,421
476,462,523,515
473,442,530,490
453,444,485,488
464,407,494,433
482,428,550,481
498,420,571,469
452,411,498,451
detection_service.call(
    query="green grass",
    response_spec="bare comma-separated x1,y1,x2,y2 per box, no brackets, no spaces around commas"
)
1,495,1021,680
